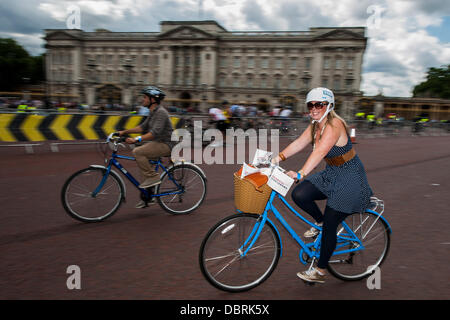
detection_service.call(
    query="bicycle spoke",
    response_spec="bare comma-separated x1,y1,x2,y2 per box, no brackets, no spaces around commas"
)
97,182,116,194
69,183,92,194
200,214,280,292
69,192,91,198
68,196,92,206
244,244,277,257
158,166,206,214
62,168,123,222
327,211,390,280
213,255,240,278
205,251,240,262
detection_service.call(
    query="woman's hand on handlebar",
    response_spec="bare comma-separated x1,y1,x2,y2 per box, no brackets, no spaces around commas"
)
286,170,298,180
271,156,280,165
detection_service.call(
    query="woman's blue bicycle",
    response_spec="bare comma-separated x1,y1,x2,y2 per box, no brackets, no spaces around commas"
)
199,164,391,292
61,133,207,222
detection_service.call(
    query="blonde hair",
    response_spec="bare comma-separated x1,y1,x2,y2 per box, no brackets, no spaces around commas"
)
310,110,349,145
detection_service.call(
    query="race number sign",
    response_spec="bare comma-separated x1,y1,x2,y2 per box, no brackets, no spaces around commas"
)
267,166,294,197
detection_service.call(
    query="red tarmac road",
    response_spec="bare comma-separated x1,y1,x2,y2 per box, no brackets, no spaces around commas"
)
0,136,449,300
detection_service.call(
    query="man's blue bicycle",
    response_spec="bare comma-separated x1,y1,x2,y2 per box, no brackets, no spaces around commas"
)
61,133,207,222
199,164,391,292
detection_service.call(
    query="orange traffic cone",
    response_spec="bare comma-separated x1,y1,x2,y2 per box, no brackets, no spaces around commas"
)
350,127,357,144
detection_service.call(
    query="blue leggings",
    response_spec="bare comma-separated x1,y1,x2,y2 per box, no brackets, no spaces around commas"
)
291,180,350,269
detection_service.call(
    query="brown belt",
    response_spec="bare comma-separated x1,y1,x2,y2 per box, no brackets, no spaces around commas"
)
324,148,356,166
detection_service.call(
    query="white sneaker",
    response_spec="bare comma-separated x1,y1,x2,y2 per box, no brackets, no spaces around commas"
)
135,200,147,209
304,222,322,238
135,198,156,209
297,268,326,283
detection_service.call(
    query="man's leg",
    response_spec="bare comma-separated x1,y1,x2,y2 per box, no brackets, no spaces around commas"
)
133,141,171,188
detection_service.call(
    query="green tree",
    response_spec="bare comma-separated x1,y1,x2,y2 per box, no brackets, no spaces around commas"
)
413,65,450,99
0,38,44,91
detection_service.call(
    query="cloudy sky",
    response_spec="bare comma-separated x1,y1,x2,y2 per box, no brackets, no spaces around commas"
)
1,0,449,97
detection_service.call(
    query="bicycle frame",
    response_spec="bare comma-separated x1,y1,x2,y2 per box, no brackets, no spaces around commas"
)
238,190,368,265
92,149,184,200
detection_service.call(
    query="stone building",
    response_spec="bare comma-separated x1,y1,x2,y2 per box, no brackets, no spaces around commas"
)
44,20,367,116
357,95,450,121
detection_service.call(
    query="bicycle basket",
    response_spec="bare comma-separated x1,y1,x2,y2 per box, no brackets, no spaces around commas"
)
233,172,271,214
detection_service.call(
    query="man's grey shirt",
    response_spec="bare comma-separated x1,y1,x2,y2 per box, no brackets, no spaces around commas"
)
139,105,174,148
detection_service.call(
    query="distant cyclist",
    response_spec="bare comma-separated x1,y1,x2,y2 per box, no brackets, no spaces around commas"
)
117,86,174,208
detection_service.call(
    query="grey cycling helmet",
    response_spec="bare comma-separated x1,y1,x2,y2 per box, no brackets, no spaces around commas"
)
141,86,165,104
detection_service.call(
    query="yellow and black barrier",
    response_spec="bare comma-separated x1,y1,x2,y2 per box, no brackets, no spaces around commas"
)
0,113,180,142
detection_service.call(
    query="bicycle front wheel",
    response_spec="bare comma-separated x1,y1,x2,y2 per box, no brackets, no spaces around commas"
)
156,164,207,215
327,211,391,281
61,167,124,222
199,213,281,292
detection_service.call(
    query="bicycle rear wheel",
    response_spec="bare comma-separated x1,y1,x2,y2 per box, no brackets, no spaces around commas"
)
156,164,206,215
61,167,124,222
327,211,390,281
199,213,281,292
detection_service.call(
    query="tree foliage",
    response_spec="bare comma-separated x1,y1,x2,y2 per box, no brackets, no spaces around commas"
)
413,65,450,99
0,38,44,91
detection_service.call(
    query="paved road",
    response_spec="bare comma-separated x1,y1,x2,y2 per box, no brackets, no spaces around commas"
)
0,135,449,300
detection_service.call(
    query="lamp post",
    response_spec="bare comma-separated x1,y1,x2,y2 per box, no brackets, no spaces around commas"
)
22,77,30,101
122,58,134,110
86,59,98,106
78,77,84,106
123,58,134,87
201,83,208,112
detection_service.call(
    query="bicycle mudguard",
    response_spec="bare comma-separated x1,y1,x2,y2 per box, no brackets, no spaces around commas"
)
168,161,207,180
89,165,127,200
366,209,392,234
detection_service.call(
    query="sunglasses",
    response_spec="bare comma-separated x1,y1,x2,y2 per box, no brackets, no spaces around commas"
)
307,101,329,110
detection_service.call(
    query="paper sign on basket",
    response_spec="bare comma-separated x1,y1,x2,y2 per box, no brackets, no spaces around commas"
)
240,162,260,178
267,166,294,197
252,149,273,167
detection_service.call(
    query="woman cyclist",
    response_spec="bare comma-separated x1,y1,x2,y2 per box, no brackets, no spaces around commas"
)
272,87,373,284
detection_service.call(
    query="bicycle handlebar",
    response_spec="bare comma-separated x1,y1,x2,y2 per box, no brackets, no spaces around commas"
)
255,161,301,183
106,132,128,150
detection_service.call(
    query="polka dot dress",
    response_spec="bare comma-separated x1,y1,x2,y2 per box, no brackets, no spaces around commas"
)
306,136,373,214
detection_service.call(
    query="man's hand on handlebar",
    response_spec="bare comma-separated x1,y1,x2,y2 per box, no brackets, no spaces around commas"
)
125,137,137,144
110,132,129,143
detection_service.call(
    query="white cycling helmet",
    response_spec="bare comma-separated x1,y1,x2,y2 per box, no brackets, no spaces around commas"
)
306,87,335,123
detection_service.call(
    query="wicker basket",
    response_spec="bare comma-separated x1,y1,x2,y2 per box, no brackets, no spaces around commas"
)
234,172,272,214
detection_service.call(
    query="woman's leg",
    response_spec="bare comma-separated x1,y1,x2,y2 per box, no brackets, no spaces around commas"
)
291,180,327,223
317,206,350,269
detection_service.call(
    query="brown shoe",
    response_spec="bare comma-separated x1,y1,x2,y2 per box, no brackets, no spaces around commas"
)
139,176,161,188
297,268,326,283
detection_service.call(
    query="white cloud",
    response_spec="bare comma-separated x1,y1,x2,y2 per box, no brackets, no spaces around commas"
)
3,0,449,96
0,32,44,55
359,0,450,95
38,0,144,21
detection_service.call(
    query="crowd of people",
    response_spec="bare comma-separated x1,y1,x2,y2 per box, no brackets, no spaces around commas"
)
0,97,133,113
0,96,299,116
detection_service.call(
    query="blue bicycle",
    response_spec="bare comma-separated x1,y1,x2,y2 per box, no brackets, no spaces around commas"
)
62,133,207,222
199,165,391,292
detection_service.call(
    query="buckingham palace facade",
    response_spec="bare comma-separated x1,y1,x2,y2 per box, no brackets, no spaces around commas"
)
44,20,367,116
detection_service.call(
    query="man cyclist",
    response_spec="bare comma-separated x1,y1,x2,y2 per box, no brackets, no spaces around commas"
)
117,86,174,208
